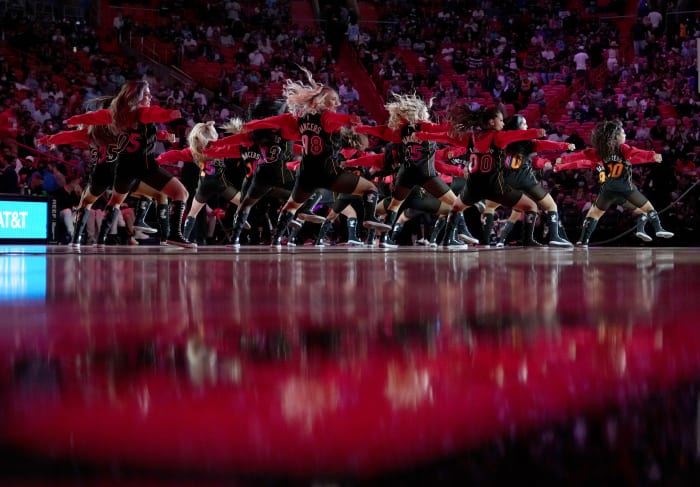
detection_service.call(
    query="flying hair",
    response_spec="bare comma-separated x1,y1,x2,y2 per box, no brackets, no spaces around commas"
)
282,67,339,116
188,121,218,162
384,92,433,130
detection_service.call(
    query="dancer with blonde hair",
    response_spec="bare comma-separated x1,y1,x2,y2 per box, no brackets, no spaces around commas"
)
354,93,463,247
156,121,245,245
240,68,390,246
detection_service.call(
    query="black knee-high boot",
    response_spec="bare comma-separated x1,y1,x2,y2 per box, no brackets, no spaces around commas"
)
496,220,515,248
481,213,495,246
634,213,652,242
442,210,466,248
157,202,170,245
577,217,598,247
547,211,573,247
97,206,120,247
296,191,325,224
167,200,195,248
72,207,90,246
271,209,295,246
183,216,196,241
362,190,391,231
346,217,361,245
429,217,446,247
647,210,674,238
523,211,543,247
315,219,333,247
455,211,479,244
383,209,398,231
133,197,157,234
365,228,376,246
229,208,251,246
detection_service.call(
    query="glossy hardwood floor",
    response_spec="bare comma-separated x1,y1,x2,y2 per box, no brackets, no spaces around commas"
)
1,244,700,485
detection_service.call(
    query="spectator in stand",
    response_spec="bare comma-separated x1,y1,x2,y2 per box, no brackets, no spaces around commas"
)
573,45,590,88
548,125,568,142
338,79,360,105
0,151,19,193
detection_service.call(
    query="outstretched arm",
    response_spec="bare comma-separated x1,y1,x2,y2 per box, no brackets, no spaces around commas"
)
342,152,385,170
65,109,112,127
321,112,361,132
493,128,547,148
434,160,464,177
354,124,401,142
38,128,90,147
203,144,242,159
621,144,662,164
156,148,193,165
414,131,463,145
533,140,575,152
138,106,182,124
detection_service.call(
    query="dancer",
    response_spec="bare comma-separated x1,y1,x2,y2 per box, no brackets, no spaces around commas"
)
481,114,575,247
415,105,546,247
354,93,466,247
65,80,193,247
203,99,299,247
554,120,673,247
156,121,247,245
40,108,169,247
239,68,390,246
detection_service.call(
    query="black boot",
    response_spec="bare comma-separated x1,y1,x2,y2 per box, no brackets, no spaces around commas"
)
229,209,250,247
346,217,361,245
365,228,376,246
547,211,573,247
287,225,302,247
481,212,495,246
296,191,325,224
271,209,294,247
634,213,652,242
496,220,515,248
647,210,673,239
455,211,479,244
167,200,196,248
362,190,391,231
315,219,332,247
96,206,120,247
577,217,598,247
522,211,543,247
157,202,170,246
442,211,467,249
429,217,446,248
182,216,196,241
72,207,90,247
133,197,157,234
380,222,401,248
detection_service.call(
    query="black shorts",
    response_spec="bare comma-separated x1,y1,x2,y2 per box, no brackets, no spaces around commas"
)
113,160,174,195
194,175,239,203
